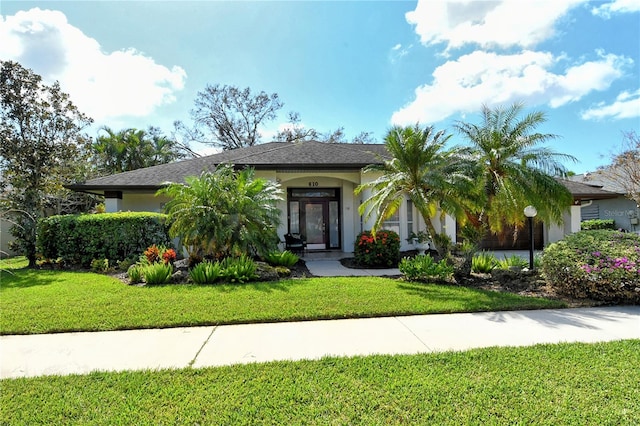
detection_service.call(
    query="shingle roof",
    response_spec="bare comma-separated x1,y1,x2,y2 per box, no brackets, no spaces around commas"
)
556,178,621,201
67,141,390,191
67,141,624,203
568,169,627,194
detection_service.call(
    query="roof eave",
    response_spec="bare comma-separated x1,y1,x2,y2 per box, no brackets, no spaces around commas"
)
64,184,164,193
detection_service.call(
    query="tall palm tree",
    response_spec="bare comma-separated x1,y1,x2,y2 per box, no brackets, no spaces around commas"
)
455,103,576,236
93,126,187,175
355,125,477,254
157,164,282,258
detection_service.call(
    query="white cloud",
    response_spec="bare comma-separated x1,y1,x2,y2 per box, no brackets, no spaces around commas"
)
581,89,640,120
592,0,640,18
389,43,411,64
0,8,186,122
391,50,631,125
406,0,587,52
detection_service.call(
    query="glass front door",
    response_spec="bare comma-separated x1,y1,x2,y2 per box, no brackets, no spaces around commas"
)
288,188,341,250
304,202,325,249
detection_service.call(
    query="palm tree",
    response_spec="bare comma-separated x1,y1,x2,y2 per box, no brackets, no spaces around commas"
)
92,126,187,175
455,103,576,238
157,164,282,259
355,125,477,254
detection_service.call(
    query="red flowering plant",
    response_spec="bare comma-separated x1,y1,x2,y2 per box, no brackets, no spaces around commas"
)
354,230,401,267
143,245,161,264
142,244,176,265
162,248,177,265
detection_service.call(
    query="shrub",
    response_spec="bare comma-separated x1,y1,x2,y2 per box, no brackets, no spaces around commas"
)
127,265,144,284
497,254,529,270
189,261,223,285
399,255,454,281
142,262,173,285
116,258,135,272
354,230,401,267
541,230,640,303
432,233,453,257
472,252,498,273
263,250,299,268
219,255,259,284
38,212,171,266
581,219,615,230
144,245,161,264
90,258,110,273
162,248,177,265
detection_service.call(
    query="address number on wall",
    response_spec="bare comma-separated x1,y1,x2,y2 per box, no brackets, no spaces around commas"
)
308,181,319,187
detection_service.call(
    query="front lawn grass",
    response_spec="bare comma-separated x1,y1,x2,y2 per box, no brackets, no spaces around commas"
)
2,340,638,424
0,258,564,335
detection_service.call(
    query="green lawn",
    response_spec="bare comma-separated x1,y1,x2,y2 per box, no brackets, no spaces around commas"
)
2,340,638,424
0,257,564,335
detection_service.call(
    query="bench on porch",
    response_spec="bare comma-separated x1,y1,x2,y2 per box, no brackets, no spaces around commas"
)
284,233,306,255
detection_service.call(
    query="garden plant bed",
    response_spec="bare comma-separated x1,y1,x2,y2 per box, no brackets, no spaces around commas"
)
340,254,604,308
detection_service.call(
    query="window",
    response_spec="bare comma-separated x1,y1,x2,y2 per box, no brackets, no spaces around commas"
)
290,189,337,198
407,200,414,237
289,201,300,233
382,210,400,236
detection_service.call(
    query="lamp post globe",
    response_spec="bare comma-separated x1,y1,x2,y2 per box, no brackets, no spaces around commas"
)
524,205,538,218
523,206,537,269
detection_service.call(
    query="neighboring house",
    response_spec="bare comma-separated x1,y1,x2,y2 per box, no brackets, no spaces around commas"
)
1,217,17,258
569,169,640,233
67,141,627,254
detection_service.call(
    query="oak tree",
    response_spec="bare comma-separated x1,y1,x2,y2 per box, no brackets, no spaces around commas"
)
181,84,283,150
0,61,92,266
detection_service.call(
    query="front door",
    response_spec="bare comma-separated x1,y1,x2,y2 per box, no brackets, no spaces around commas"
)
288,189,341,250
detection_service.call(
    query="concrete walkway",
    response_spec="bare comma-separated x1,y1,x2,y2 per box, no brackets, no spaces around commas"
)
2,306,638,379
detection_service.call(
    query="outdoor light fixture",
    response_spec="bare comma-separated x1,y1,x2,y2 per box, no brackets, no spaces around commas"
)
524,205,538,269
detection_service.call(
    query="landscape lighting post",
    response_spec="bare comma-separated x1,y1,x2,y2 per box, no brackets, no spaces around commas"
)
524,205,538,269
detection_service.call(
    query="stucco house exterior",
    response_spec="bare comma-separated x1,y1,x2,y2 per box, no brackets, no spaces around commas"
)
67,141,626,254
569,169,640,233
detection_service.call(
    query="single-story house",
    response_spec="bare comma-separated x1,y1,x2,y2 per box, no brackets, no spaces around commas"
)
67,141,627,254
568,169,640,232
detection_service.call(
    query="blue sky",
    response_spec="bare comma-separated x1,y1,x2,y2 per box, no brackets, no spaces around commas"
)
1,0,639,173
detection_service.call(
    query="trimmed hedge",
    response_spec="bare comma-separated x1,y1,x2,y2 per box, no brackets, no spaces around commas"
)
581,219,616,230
541,230,640,303
38,212,172,266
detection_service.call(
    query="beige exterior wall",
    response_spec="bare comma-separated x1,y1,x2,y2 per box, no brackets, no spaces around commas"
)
118,192,172,213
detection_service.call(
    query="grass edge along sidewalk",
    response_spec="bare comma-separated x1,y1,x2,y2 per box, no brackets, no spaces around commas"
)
1,340,639,424
1,260,564,335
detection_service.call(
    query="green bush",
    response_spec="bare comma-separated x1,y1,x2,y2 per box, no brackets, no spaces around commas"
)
399,255,454,281
127,265,144,284
219,255,259,284
472,252,498,273
497,254,529,270
189,261,223,285
541,230,640,303
354,230,401,267
581,219,616,230
38,212,171,266
142,262,173,285
90,258,110,273
263,250,299,268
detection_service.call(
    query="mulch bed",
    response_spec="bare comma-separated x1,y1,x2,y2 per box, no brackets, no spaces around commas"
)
337,253,603,308
97,253,603,308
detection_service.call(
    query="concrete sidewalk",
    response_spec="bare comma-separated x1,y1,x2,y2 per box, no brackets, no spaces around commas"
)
2,306,638,379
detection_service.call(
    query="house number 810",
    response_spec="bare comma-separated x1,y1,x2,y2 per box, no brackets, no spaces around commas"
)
308,181,319,187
